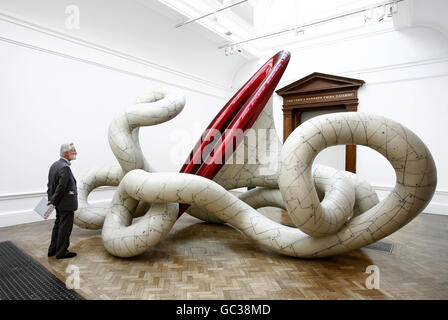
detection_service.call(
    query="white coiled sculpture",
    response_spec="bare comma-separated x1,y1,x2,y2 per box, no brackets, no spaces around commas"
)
75,89,437,258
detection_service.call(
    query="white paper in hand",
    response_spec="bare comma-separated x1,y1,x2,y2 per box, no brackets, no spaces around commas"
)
34,197,55,220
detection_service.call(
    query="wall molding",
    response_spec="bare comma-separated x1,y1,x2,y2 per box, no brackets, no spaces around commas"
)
276,23,397,57
5,186,447,202
0,186,117,202
0,199,112,228
0,34,232,100
339,56,448,78
277,55,448,89
0,10,232,100
1,184,445,228
372,185,448,216
0,187,117,228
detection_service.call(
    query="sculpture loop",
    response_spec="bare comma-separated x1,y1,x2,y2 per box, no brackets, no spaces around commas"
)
178,50,290,216
99,112,436,258
74,89,185,229
75,51,436,258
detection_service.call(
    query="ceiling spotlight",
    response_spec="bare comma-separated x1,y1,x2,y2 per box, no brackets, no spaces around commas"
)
364,8,373,23
215,0,405,51
375,5,386,22
387,2,398,17
224,44,241,56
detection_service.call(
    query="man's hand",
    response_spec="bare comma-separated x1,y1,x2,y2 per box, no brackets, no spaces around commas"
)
47,201,52,206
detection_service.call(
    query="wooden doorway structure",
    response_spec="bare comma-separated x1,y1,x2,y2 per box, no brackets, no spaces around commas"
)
276,72,364,173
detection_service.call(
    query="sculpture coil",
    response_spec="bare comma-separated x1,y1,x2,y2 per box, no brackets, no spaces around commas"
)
75,51,437,258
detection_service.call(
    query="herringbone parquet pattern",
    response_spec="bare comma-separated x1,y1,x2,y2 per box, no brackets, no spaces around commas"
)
0,209,447,300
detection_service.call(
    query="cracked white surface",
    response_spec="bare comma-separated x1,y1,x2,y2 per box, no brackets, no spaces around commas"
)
75,88,436,258
185,97,282,223
279,112,437,243
74,89,185,229
213,97,282,190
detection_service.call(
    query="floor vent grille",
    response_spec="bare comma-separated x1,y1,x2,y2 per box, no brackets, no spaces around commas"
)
364,241,394,253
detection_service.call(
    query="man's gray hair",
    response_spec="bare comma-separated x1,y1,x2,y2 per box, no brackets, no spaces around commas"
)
60,142,74,157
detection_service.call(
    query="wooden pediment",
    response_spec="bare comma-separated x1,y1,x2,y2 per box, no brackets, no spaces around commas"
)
276,72,364,96
278,72,365,174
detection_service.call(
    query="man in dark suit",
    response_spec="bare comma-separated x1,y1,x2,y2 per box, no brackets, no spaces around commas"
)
47,142,78,259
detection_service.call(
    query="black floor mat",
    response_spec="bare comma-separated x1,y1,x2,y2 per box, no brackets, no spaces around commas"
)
0,241,84,300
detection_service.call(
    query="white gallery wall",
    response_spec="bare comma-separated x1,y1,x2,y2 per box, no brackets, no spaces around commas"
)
232,1,448,215
0,0,246,226
1,0,447,227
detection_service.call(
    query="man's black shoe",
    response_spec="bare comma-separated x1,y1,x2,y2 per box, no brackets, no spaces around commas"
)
56,252,77,259
48,251,56,257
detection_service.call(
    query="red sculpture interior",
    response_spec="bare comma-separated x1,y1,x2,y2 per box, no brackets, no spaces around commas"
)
178,50,291,217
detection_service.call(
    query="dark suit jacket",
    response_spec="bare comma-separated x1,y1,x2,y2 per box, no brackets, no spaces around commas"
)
47,158,78,211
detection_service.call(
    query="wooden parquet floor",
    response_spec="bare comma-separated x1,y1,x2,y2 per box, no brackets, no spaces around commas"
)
0,208,447,300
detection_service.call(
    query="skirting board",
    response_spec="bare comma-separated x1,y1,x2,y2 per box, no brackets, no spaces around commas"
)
0,186,447,228
0,199,112,228
373,186,448,216
0,187,116,228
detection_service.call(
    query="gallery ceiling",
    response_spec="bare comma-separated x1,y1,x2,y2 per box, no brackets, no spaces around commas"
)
140,0,403,58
